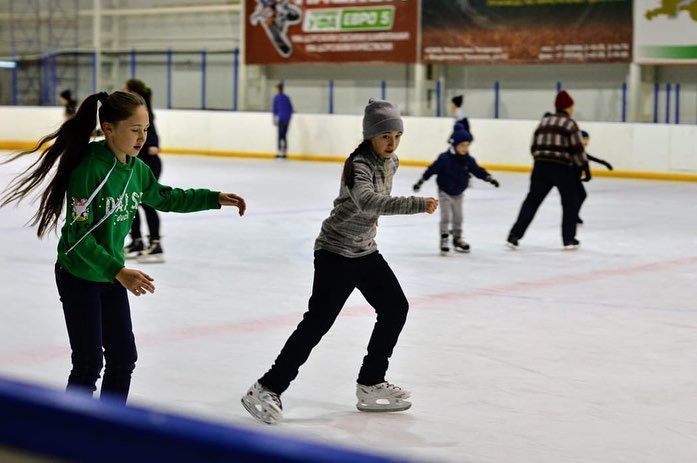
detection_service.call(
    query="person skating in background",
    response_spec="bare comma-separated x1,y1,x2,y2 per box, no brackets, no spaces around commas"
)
122,79,164,263
242,99,438,425
0,91,246,403
450,95,470,134
576,130,613,224
272,82,294,158
413,123,499,255
507,90,585,250
59,90,77,120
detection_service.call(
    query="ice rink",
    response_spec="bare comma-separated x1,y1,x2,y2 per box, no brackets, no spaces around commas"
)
1,152,696,463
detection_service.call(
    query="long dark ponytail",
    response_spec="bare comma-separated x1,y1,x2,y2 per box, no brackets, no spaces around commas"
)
0,90,146,237
341,139,372,189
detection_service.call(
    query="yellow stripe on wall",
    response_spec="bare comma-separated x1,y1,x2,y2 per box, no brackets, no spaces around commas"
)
2,140,697,183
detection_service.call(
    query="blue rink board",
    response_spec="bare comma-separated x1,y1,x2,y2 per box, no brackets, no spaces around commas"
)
0,377,419,463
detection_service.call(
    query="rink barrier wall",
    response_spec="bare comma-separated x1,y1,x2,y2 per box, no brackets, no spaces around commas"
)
1,106,696,182
0,376,415,463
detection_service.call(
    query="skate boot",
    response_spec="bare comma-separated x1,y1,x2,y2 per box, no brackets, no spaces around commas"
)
453,236,471,253
563,239,580,250
124,238,144,260
241,382,283,425
440,233,450,256
506,234,519,250
356,382,411,412
137,239,165,263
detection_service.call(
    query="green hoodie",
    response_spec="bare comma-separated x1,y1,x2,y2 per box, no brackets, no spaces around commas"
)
57,140,221,282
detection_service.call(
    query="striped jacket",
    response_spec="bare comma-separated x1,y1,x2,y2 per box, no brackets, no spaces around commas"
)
314,150,427,258
531,111,586,167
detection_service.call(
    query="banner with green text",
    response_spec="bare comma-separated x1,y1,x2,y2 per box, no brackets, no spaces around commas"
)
245,0,419,64
634,0,697,64
422,0,632,64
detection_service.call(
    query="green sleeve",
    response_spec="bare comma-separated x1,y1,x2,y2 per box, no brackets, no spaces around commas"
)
63,169,124,281
140,165,221,213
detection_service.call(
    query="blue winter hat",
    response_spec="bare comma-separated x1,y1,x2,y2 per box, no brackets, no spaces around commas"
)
451,123,473,147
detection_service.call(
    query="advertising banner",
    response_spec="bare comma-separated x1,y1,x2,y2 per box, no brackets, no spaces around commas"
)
634,0,697,63
422,0,632,64
245,0,419,64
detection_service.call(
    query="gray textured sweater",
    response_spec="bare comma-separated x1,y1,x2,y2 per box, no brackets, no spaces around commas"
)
314,150,427,258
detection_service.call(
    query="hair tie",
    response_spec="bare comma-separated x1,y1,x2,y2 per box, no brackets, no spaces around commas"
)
97,92,109,104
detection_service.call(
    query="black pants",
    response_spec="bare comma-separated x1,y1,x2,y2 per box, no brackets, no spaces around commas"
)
259,250,409,394
55,264,137,403
577,179,587,218
277,119,290,154
510,161,579,243
131,155,161,241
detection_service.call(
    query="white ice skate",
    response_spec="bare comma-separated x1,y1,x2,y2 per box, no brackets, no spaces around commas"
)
241,382,283,425
356,382,412,413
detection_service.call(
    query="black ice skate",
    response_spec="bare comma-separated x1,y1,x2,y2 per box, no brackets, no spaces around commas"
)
440,233,450,256
563,239,580,250
506,234,519,249
124,237,144,260
137,239,165,263
453,236,471,253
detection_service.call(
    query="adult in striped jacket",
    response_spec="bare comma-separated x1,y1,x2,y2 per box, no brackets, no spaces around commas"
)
507,90,586,250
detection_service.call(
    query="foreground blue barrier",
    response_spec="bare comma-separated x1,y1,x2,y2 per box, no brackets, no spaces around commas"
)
0,377,415,463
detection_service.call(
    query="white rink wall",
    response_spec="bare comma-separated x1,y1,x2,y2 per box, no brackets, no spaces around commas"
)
1,106,696,176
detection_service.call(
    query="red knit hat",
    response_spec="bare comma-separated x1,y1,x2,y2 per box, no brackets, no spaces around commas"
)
555,90,574,111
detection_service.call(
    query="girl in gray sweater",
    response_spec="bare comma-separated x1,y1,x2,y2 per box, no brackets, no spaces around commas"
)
242,99,438,424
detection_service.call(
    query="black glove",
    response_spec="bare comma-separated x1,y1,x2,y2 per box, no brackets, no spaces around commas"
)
486,176,500,188
413,179,424,192
603,161,613,171
581,163,592,182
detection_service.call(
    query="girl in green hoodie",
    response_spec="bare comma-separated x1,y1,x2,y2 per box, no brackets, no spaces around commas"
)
0,90,246,402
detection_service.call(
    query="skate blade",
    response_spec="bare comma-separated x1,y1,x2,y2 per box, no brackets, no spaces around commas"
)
563,245,579,251
124,252,141,260
137,254,165,264
505,242,518,250
241,397,281,425
454,248,470,253
439,250,450,256
356,401,412,413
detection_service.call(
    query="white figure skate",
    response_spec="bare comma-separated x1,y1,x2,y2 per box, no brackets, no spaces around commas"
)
241,382,283,425
356,382,412,412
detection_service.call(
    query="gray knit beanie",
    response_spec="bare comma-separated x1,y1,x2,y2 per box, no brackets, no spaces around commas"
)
362,98,403,140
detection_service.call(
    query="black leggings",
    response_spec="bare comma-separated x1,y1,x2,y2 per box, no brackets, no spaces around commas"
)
131,155,161,241
259,249,409,394
55,264,137,403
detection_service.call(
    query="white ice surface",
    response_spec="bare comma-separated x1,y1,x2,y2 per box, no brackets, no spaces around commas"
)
1,152,696,463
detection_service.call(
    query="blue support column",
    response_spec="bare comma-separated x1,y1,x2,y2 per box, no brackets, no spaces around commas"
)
201,50,207,110
50,53,58,106
494,81,500,119
92,52,97,92
233,48,239,111
11,52,18,105
665,83,671,124
556,81,562,93
381,80,386,100
675,83,680,124
653,83,659,123
329,79,334,114
166,49,172,109
621,82,627,122
130,48,136,79
435,80,441,117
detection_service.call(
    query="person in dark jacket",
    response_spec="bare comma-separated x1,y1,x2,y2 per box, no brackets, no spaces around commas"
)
272,82,294,158
507,90,585,250
414,123,499,255
576,130,613,224
122,79,164,263
59,90,77,120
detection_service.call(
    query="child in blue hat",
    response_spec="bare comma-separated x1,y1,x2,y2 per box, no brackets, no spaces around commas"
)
414,123,499,255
